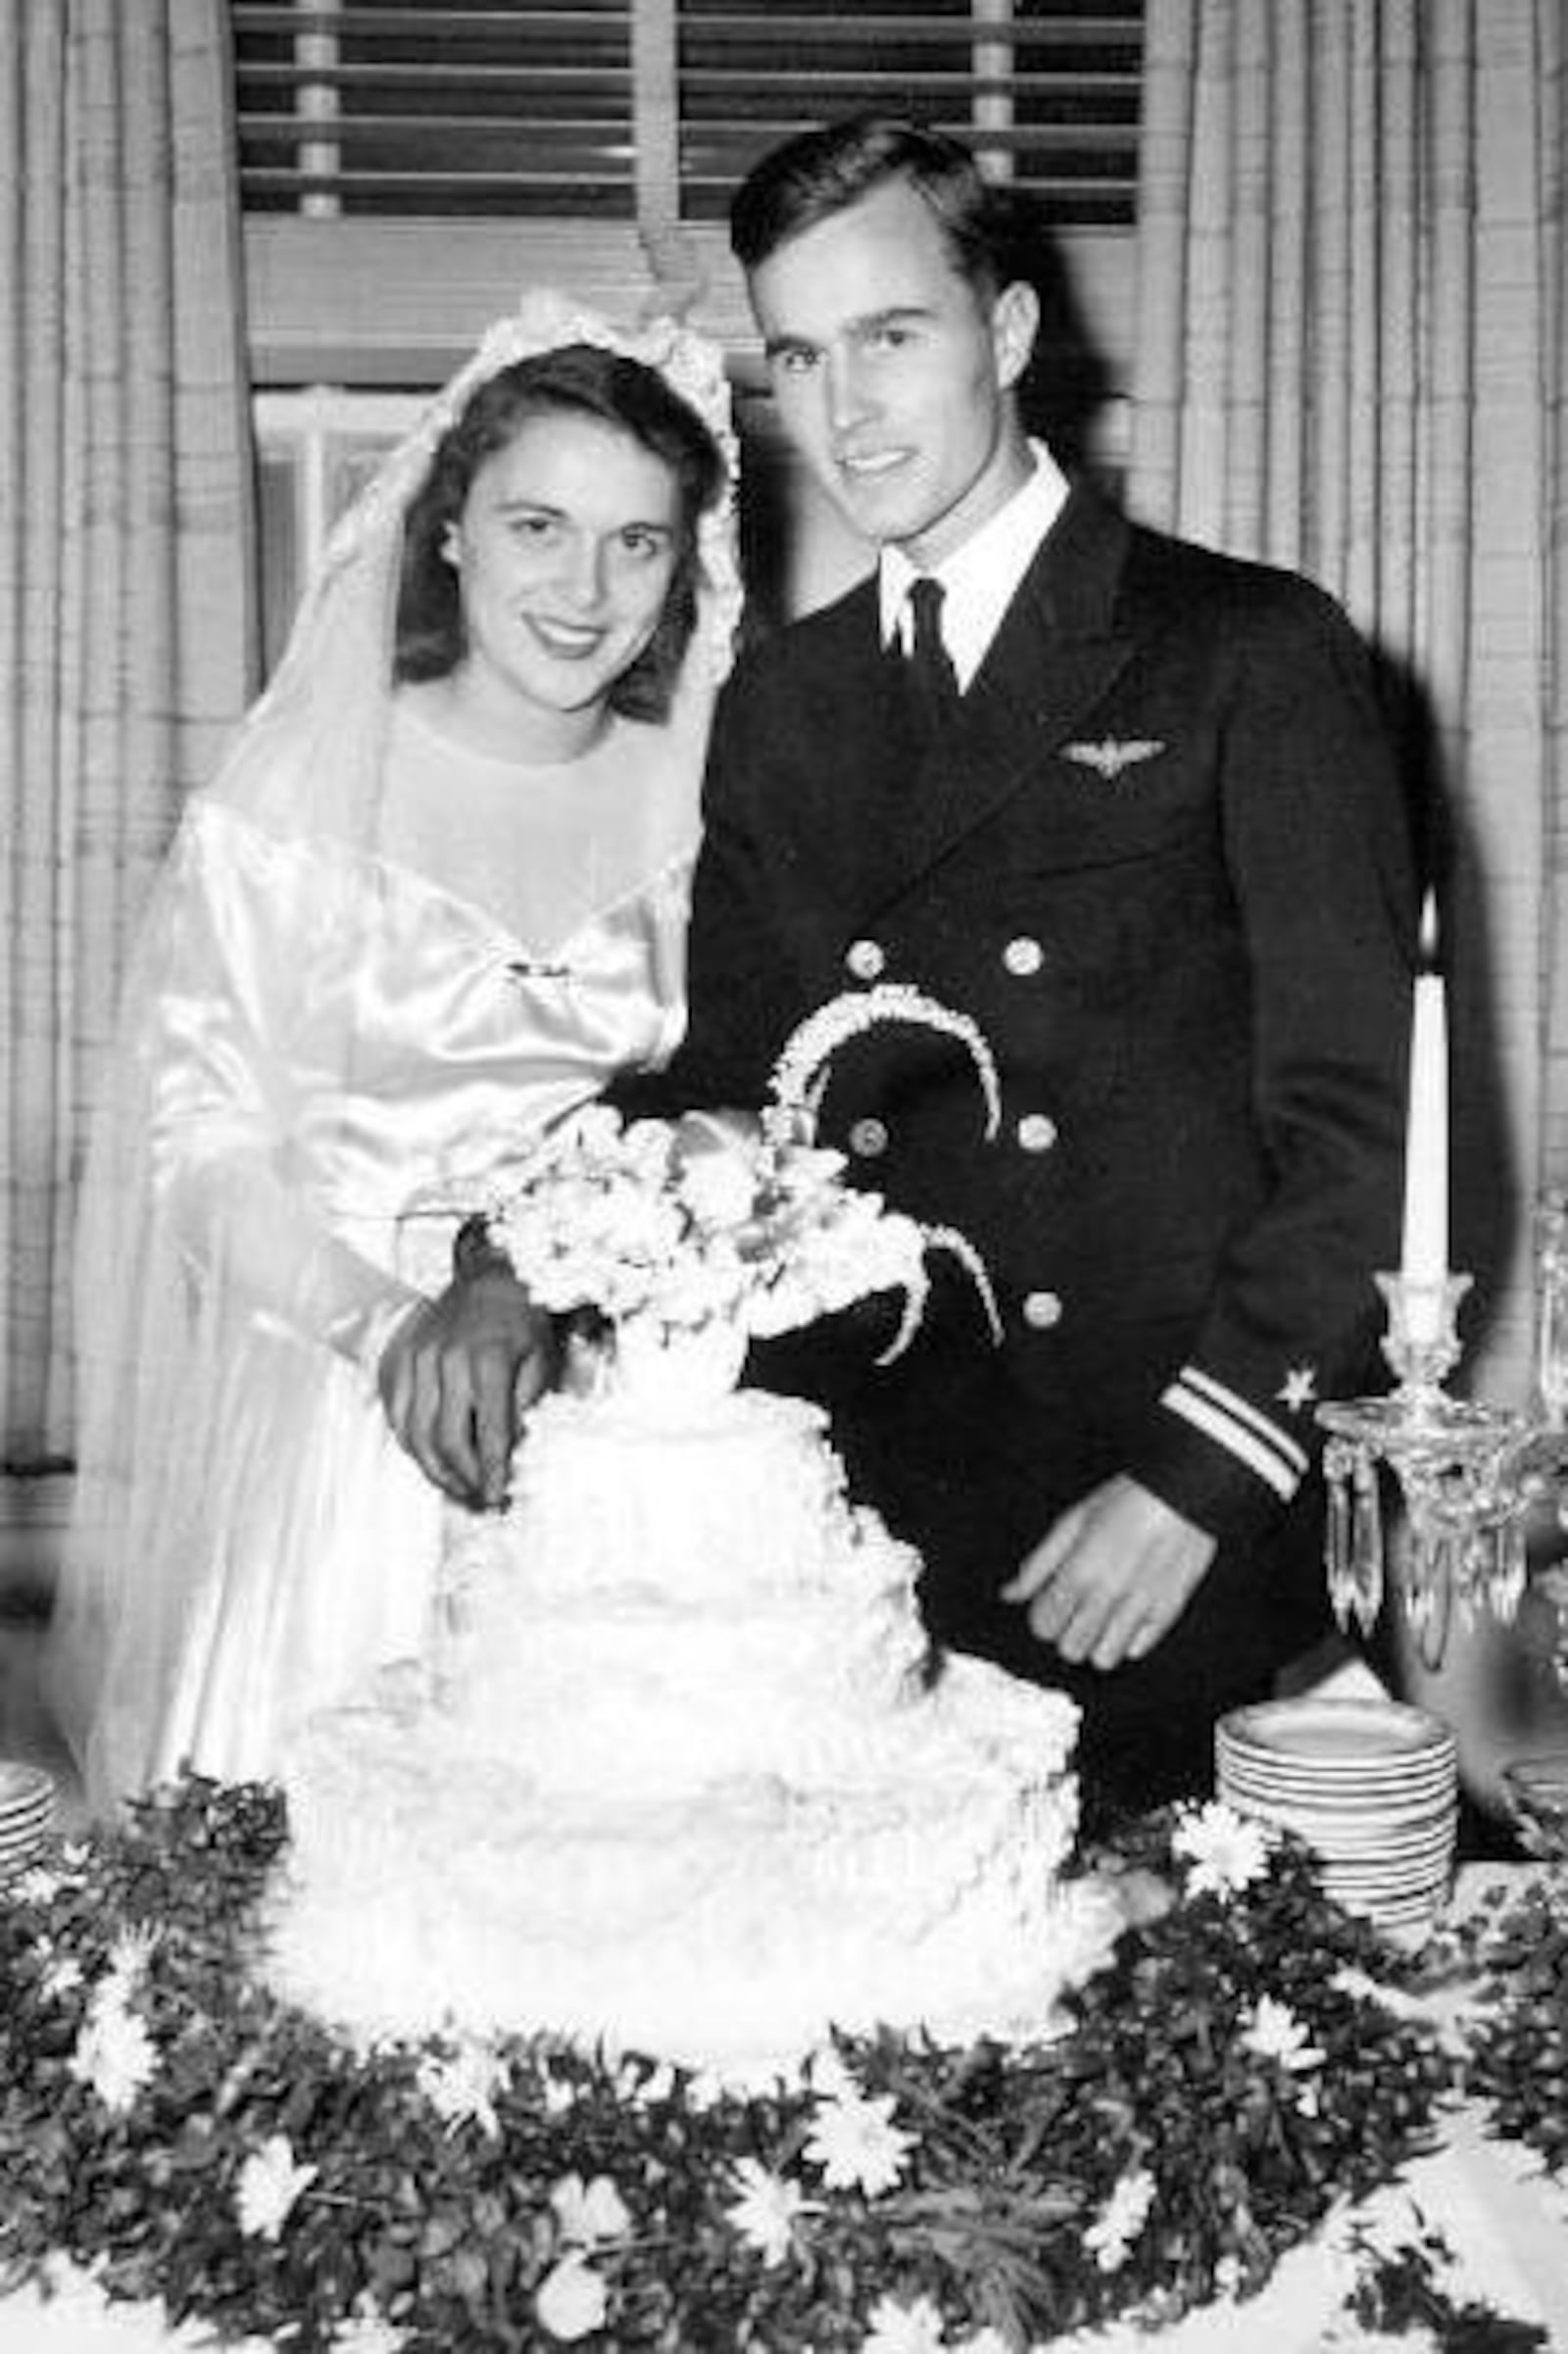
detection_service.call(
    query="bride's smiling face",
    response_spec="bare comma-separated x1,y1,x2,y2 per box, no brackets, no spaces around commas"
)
444,410,683,742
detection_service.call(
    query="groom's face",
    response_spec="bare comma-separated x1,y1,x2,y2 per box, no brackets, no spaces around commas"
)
749,176,1037,571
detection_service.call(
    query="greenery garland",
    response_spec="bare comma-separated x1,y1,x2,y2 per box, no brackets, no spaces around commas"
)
1446,1867,1568,2181
0,1780,1557,2352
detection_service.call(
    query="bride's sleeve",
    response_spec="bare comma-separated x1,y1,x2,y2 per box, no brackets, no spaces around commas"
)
145,805,424,1376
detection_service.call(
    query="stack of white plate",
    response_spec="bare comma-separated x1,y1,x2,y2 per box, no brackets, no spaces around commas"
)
1215,1694,1457,1935
0,1760,57,1883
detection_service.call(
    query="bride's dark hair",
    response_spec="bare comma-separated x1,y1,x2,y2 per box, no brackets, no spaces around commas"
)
394,342,727,722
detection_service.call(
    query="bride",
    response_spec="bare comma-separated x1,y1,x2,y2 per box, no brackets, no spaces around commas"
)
46,294,741,1811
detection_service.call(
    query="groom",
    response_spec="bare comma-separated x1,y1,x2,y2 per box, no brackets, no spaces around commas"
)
406,115,1419,1810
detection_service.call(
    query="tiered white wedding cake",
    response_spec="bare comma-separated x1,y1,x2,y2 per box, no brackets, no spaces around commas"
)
270,1376,1112,2080
268,990,1119,2081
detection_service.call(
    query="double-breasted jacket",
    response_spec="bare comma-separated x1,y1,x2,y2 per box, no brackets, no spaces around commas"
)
625,482,1419,1754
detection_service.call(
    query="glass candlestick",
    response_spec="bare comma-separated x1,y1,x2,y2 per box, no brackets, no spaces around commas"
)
1377,1269,1470,1397
1319,1269,1531,1665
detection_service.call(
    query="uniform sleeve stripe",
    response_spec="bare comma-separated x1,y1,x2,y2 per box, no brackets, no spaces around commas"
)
1179,1364,1310,1474
1160,1381,1303,1503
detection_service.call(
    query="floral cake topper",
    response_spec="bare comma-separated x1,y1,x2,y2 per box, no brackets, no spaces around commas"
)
485,985,1003,1362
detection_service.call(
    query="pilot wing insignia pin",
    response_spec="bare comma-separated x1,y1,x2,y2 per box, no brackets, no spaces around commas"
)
1061,736,1166,781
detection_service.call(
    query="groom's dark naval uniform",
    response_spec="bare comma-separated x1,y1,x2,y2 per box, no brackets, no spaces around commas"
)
623,479,1418,1805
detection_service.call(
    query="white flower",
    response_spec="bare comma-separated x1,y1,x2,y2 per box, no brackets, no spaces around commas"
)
550,2170,632,2246
861,2290,949,2354
487,1005,998,1361
39,1952,84,2001
804,2089,915,2197
1084,2167,1156,2272
767,984,1001,1146
540,2066,578,2116
724,2157,814,2267
1171,1800,1273,1898
677,1144,761,1230
12,1866,66,1905
956,2332,1014,2354
68,1994,158,2114
416,2038,505,2136
1242,1994,1326,2079
805,2044,860,2103
103,1922,162,1992
234,2133,318,2242
612,2055,678,2107
1212,2253,1246,2300
534,2252,609,2342
329,2299,408,2352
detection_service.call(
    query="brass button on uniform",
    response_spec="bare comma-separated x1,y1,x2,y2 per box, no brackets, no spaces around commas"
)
1016,1112,1058,1153
846,938,886,982
1003,936,1044,977
848,1116,889,1159
1021,1289,1063,1330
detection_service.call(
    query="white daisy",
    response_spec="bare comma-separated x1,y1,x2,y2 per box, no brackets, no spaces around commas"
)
67,1998,158,2114
1171,1800,1273,1898
234,2133,318,2242
723,2157,814,2267
804,2090,915,2198
103,1922,162,1991
1242,1994,1327,2075
860,2290,949,2353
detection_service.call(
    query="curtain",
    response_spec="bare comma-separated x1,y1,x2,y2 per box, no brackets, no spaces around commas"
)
1128,0,1568,1791
0,0,257,1470
1129,0,1567,1407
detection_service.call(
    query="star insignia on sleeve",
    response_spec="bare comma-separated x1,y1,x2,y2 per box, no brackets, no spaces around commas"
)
1277,1365,1318,1413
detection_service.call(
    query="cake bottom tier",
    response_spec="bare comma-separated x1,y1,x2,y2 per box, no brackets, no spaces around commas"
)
266,1655,1117,2084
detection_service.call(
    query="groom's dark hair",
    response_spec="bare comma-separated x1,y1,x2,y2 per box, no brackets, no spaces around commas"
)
730,114,1033,303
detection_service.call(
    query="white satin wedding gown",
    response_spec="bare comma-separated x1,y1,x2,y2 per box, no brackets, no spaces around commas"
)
49,703,697,1806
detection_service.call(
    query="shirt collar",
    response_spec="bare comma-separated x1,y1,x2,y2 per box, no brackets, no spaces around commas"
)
878,442,1069,690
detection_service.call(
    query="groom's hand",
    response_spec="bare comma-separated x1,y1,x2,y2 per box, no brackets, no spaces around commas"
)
1002,1476,1215,1671
378,1269,556,1511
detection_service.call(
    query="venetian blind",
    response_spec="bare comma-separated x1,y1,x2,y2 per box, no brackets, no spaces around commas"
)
232,2,1143,228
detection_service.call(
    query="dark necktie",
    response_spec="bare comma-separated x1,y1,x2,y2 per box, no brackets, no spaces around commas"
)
905,575,959,739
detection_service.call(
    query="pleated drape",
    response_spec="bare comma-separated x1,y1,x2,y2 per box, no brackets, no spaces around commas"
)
0,0,257,1467
1130,0,1568,1790
1130,0,1568,1407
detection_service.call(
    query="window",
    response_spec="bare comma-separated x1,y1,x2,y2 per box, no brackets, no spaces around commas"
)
254,388,425,671
237,3,1142,624
234,2,1143,392
233,2,1143,223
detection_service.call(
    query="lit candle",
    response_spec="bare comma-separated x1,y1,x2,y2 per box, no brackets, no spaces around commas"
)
1400,892,1449,1337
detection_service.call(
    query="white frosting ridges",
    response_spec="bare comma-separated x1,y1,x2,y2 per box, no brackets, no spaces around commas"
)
427,1392,930,1795
269,1388,1113,2082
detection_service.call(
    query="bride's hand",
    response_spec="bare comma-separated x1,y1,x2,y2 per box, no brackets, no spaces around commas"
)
377,1268,556,1511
